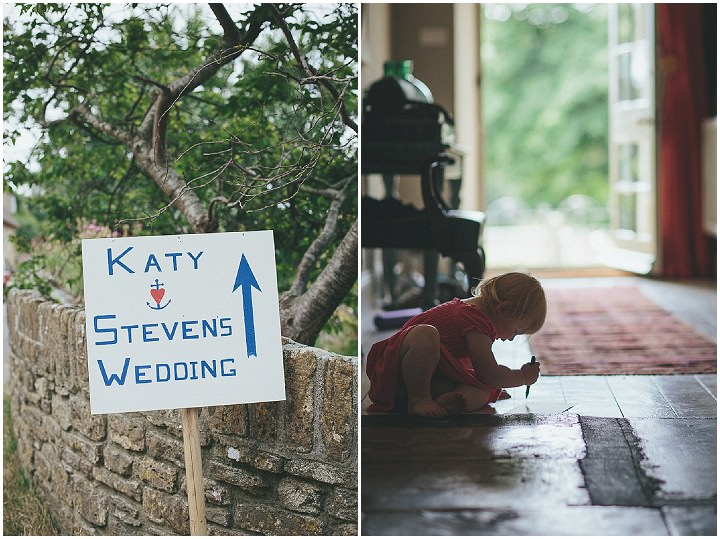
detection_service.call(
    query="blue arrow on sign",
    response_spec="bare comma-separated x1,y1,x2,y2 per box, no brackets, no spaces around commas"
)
232,254,261,357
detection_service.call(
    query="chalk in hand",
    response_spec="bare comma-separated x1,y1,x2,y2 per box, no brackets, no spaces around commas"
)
525,355,537,399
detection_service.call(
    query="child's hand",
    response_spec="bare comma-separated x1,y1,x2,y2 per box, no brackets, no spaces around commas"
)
521,360,540,385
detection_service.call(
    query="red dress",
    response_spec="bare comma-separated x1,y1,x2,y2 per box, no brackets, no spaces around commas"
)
366,298,503,412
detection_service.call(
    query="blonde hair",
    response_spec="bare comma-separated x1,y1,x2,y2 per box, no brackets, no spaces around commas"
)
473,272,547,335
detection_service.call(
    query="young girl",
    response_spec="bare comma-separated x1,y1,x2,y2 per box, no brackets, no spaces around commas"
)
365,272,546,417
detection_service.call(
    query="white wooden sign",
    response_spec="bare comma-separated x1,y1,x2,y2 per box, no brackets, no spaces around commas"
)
81,231,286,414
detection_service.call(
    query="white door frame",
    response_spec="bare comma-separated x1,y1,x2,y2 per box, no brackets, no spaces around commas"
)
607,3,658,274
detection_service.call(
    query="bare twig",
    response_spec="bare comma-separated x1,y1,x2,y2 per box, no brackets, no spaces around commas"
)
268,4,357,134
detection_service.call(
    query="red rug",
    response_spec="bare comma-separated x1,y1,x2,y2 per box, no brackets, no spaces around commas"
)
529,286,717,375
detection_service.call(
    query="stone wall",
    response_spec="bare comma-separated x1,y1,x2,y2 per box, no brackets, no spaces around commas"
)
5,288,358,535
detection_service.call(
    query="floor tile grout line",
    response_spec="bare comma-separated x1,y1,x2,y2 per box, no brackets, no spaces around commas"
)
558,376,568,405
603,376,625,418
694,374,717,401
650,376,681,419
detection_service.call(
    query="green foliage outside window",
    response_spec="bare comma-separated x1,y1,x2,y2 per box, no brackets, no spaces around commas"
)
482,3,609,210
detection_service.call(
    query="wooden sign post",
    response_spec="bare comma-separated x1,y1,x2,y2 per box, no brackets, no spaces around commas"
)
81,231,286,535
182,407,207,535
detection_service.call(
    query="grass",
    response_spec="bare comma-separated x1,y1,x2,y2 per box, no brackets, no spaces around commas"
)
3,390,59,535
316,288,358,357
316,320,358,357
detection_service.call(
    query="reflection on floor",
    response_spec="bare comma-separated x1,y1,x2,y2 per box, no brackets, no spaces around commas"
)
360,275,717,536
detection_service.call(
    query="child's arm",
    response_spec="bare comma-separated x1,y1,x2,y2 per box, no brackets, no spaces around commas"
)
465,331,535,388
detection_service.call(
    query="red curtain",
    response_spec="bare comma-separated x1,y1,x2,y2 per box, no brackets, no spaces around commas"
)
657,4,713,278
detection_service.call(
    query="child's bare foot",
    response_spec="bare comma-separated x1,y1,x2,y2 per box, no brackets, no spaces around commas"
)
408,396,449,418
436,391,467,415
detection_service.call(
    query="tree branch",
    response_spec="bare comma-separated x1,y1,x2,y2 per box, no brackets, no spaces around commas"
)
71,103,133,145
148,3,269,167
280,219,358,343
268,4,357,134
289,176,353,295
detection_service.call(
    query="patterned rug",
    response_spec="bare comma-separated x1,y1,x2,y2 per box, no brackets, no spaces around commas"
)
529,286,717,375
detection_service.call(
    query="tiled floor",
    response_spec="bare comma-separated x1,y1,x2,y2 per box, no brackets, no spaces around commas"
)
360,275,717,536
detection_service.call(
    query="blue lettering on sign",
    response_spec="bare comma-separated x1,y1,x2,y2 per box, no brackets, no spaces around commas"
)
142,324,159,342
162,321,179,340
182,320,199,339
202,319,217,337
144,254,161,273
135,364,152,384
94,314,118,345
92,315,233,344
201,360,217,377
121,324,139,343
165,252,182,270
221,358,237,376
105,248,204,276
219,318,232,337
97,357,131,386
157,363,171,382
187,251,203,269
174,362,188,380
96,357,238,386
107,247,135,275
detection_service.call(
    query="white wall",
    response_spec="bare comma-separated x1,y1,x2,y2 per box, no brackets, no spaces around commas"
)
360,3,486,213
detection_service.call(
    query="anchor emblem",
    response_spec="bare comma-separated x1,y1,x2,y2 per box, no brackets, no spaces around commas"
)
146,279,171,310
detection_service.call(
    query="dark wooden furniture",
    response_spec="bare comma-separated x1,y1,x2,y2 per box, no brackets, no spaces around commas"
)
362,143,486,310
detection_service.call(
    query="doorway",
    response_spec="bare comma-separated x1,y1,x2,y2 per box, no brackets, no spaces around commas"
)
480,4,653,272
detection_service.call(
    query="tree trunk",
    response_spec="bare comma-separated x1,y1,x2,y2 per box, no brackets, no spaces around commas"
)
279,219,358,345
132,143,216,234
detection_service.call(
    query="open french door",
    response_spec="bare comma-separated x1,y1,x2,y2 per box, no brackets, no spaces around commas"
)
606,3,657,274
